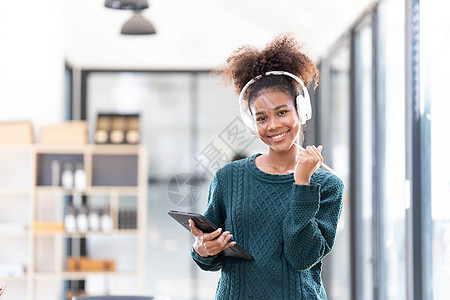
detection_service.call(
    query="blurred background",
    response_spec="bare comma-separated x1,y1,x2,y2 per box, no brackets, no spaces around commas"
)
0,0,449,299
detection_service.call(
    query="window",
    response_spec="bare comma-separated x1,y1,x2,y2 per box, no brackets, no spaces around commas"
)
421,1,450,299
319,39,351,300
378,0,407,298
354,18,374,300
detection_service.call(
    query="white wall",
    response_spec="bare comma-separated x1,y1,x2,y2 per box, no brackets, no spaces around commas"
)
0,0,65,140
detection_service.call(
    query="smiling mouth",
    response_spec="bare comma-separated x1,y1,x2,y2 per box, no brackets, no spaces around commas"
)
268,130,289,140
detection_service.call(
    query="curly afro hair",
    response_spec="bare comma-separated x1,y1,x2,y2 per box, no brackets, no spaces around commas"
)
216,33,319,103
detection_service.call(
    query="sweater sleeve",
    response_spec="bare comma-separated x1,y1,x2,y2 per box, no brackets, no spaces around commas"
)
282,173,344,271
191,169,226,272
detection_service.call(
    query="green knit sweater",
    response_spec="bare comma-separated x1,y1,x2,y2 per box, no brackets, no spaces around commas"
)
191,154,344,300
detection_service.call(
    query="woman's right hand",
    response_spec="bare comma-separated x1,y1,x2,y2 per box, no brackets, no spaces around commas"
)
0,280,5,297
189,219,236,257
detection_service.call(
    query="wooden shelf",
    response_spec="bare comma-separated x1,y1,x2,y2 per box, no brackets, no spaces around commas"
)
35,144,86,154
0,144,33,152
0,274,29,281
0,144,148,299
0,231,29,238
34,271,142,280
33,229,140,238
88,186,141,195
35,186,140,195
0,144,145,155
0,187,30,195
90,144,142,154
34,144,143,155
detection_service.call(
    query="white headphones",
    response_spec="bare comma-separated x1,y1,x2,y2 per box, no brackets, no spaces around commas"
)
238,71,312,136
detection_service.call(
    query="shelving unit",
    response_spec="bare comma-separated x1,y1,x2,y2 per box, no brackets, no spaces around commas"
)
0,144,147,300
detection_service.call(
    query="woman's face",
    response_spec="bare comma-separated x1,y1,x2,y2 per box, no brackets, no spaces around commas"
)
251,89,300,153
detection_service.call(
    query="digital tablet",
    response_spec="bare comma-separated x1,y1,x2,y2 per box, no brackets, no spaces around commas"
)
168,210,253,261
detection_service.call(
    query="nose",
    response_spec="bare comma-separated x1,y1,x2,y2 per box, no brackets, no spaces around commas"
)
267,117,282,131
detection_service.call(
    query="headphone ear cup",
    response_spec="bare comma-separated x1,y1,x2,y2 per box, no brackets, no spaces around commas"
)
296,94,312,125
240,106,258,136
296,95,307,125
251,121,257,136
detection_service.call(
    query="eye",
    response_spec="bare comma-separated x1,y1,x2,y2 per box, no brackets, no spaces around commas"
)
278,110,288,116
256,116,267,122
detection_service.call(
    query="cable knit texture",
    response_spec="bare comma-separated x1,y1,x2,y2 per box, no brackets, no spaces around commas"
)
191,154,344,299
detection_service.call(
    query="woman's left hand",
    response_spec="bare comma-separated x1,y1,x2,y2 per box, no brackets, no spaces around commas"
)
294,145,323,185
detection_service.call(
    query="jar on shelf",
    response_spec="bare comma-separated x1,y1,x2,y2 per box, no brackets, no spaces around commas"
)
61,163,74,189
101,208,113,232
74,162,86,192
51,160,61,186
77,205,89,233
64,205,77,233
88,208,100,231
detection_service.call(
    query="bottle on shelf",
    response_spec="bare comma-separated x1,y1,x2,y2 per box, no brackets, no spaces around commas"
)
125,114,140,144
51,160,60,186
74,162,86,192
64,205,77,233
110,114,126,144
94,113,111,144
101,208,113,232
88,208,100,231
76,205,88,233
61,163,74,189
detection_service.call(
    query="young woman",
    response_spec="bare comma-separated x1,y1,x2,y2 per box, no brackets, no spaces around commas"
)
188,34,344,299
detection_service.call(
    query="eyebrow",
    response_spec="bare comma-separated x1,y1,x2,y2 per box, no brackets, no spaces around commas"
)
255,104,289,116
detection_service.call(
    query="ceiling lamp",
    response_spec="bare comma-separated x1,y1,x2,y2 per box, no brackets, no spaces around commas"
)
105,0,156,35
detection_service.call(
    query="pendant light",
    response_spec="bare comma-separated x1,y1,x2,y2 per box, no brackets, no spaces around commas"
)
105,0,156,35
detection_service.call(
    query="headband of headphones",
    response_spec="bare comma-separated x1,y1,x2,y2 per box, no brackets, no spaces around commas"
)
238,71,312,136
